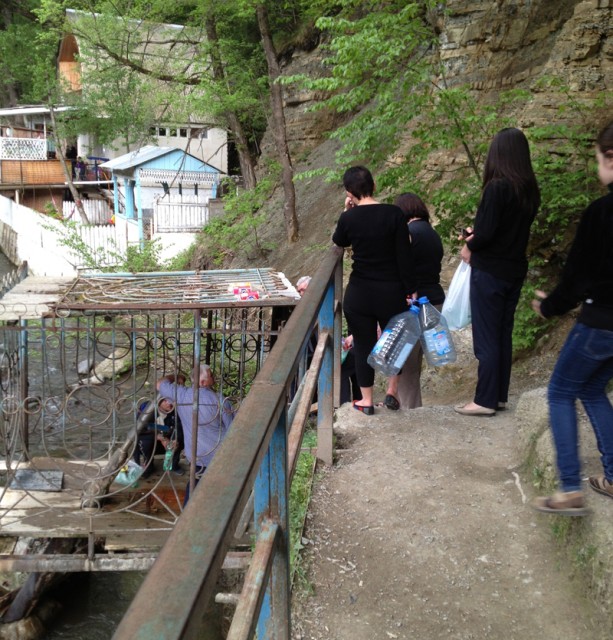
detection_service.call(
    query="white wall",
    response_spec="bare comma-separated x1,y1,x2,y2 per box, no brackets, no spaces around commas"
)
89,126,228,173
153,231,198,264
0,195,78,276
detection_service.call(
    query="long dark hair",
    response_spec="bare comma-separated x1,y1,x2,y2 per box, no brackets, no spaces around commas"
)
394,192,430,222
482,128,540,212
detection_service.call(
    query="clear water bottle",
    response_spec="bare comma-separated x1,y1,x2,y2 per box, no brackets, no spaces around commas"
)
367,305,421,376
418,296,457,366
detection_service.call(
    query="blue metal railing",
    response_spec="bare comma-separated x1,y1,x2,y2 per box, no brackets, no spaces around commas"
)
113,245,343,639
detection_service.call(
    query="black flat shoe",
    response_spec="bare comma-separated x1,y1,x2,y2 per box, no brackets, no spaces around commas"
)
384,394,400,411
353,401,374,416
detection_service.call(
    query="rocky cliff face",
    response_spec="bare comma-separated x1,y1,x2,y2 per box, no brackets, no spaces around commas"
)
279,0,612,155
234,0,613,282
441,1,610,88
439,0,612,121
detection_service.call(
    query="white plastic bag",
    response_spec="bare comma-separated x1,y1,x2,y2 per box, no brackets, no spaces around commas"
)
442,261,471,330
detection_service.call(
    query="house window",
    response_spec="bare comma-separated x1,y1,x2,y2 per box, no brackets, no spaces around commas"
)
149,126,157,137
200,128,208,139
179,128,188,138
157,127,167,137
169,128,177,137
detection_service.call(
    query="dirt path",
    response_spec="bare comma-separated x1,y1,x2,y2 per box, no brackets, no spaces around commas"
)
292,398,608,640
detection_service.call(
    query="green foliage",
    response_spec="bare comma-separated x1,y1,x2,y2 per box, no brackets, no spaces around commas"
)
200,172,278,265
44,218,170,273
121,239,165,273
43,201,62,219
289,428,317,591
513,279,555,354
165,243,195,272
42,218,122,271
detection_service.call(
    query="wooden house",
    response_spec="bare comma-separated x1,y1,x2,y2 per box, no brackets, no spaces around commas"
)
100,145,222,259
57,9,228,173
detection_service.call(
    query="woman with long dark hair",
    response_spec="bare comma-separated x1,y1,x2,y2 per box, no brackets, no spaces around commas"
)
455,128,540,416
532,122,613,515
333,166,415,414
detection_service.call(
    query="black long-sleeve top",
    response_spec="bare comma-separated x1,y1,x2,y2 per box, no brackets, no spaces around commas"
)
332,203,415,295
540,185,613,330
467,178,538,281
408,219,445,305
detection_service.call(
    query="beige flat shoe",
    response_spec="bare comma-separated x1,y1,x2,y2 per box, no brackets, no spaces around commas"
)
532,491,589,516
454,404,495,417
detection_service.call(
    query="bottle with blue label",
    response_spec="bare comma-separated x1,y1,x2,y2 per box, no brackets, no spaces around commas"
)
367,305,421,376
418,296,457,366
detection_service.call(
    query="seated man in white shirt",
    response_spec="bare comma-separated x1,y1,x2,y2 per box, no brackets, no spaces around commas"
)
157,364,234,503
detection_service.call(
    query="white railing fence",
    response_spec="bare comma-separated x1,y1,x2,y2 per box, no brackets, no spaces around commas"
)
154,195,209,233
62,199,112,225
73,224,127,268
0,138,47,161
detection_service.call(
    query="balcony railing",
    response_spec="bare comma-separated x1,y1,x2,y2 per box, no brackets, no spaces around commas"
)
0,137,47,161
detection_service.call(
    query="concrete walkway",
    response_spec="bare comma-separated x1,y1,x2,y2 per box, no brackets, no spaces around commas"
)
292,399,613,640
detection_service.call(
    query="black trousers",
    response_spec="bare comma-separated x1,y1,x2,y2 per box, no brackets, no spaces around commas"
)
343,277,407,388
135,428,183,475
470,267,523,410
340,350,362,404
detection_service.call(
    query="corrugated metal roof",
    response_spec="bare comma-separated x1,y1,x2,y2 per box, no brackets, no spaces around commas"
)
99,146,176,171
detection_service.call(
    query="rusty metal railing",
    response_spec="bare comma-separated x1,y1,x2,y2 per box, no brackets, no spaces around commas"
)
112,245,343,639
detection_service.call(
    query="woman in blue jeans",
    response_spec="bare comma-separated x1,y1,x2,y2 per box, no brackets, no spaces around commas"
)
533,121,613,516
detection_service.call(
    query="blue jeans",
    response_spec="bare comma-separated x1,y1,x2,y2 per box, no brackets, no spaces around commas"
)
548,322,613,492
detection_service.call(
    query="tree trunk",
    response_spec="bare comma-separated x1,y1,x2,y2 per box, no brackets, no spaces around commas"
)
204,10,258,190
0,6,22,109
256,4,299,242
1,538,83,623
48,107,90,224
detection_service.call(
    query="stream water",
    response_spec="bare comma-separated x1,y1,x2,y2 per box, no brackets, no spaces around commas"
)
0,253,143,639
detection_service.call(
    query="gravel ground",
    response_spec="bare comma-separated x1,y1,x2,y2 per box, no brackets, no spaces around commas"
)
292,323,609,640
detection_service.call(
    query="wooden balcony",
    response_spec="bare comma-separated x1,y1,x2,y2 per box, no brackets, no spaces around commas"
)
0,159,66,186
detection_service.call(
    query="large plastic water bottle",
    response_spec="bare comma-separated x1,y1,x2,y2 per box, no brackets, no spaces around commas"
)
367,305,421,376
418,296,457,366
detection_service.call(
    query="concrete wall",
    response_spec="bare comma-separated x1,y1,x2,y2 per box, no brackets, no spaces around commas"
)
0,195,77,276
153,231,198,264
0,195,199,275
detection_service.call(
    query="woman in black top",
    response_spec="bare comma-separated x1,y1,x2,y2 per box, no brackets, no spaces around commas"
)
456,128,540,416
388,192,444,409
532,121,613,515
333,166,415,414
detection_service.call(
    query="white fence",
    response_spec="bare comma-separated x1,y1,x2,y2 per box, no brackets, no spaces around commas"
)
0,195,130,275
62,199,112,225
154,195,209,233
0,138,47,161
73,224,127,268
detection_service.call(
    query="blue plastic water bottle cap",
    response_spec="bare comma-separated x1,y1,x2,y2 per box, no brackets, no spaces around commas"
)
409,305,420,314
418,296,429,304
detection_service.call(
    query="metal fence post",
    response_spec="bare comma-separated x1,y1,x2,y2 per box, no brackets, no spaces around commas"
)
255,408,290,639
317,281,334,465
333,255,343,408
